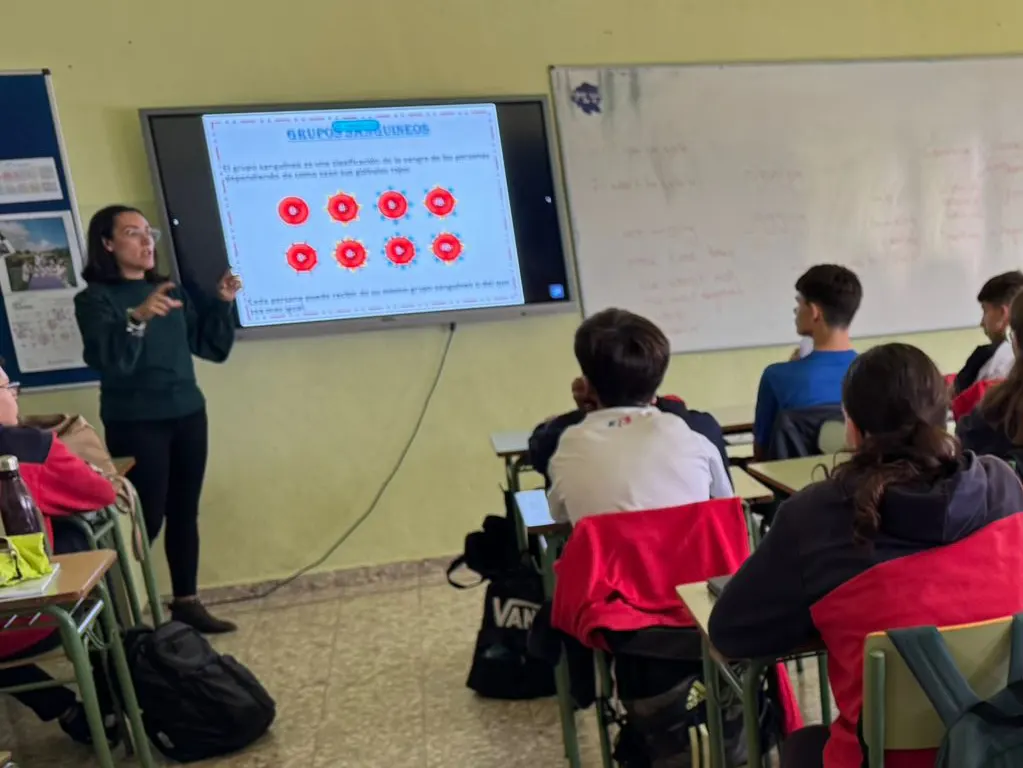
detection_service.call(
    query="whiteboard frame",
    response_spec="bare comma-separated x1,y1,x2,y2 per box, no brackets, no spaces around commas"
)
139,94,580,342
549,57,1021,353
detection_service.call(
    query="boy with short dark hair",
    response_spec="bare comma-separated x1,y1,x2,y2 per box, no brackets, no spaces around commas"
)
547,309,732,525
753,264,862,459
953,270,1023,395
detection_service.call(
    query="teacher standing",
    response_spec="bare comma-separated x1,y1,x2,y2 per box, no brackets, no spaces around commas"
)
74,205,241,634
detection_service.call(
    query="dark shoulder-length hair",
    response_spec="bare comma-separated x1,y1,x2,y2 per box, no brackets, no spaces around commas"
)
831,343,961,543
980,291,1023,444
81,205,167,284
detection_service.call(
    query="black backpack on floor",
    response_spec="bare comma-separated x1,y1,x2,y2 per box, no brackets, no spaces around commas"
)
448,511,556,700
123,622,276,763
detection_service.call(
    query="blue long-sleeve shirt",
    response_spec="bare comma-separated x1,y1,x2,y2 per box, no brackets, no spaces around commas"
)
753,350,857,450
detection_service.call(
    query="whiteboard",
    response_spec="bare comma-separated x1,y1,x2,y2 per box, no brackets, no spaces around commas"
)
551,60,1023,353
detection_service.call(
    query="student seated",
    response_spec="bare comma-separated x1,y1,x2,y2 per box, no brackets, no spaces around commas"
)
753,264,861,459
547,309,732,525
529,378,728,484
709,343,1023,768
953,270,1023,395
959,291,1023,462
0,362,119,744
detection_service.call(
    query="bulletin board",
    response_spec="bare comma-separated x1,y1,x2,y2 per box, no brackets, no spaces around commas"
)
0,70,97,390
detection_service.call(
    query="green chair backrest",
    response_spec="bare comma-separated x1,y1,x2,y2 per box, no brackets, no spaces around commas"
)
817,420,847,455
863,616,1016,753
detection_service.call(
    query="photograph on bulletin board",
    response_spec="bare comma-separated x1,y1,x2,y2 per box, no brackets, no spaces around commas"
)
0,210,85,373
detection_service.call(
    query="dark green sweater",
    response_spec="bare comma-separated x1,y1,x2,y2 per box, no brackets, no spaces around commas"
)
74,280,235,423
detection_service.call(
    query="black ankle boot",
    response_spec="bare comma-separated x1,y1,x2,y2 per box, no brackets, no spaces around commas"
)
170,599,237,634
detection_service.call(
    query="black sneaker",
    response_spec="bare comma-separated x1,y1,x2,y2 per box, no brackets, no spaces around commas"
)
58,703,119,746
170,599,238,634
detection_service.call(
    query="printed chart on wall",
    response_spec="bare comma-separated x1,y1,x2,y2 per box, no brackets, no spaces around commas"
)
0,70,91,388
0,212,84,372
203,104,523,327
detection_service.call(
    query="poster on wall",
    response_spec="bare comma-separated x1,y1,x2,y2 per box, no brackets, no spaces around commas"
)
0,211,85,373
0,157,62,204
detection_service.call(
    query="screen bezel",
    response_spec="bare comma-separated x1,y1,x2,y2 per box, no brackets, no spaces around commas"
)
139,95,578,340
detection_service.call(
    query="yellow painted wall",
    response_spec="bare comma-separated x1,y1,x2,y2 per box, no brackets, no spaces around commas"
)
3,0,1017,590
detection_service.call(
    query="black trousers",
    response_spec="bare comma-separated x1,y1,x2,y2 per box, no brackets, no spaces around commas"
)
0,519,109,721
780,725,829,768
104,409,208,598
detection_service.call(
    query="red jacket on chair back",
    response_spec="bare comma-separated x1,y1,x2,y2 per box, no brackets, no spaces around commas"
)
950,378,1002,421
811,516,1023,768
550,498,804,736
551,498,750,647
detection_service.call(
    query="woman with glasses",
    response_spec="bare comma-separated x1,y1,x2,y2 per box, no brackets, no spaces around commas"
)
74,205,241,633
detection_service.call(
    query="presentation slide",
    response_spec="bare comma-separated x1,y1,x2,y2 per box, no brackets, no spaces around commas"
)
202,104,524,327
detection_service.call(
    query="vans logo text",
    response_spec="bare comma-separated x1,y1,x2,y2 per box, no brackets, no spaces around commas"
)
492,598,539,629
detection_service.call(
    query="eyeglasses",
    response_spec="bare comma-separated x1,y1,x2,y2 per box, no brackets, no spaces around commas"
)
120,227,162,244
1,381,19,397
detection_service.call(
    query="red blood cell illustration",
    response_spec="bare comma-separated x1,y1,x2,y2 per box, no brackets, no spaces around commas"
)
378,190,409,220
327,192,360,223
278,196,310,225
432,233,463,264
334,239,368,271
286,243,318,273
424,187,456,218
384,236,416,266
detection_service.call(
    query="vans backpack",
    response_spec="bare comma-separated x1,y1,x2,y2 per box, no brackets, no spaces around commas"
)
124,622,276,762
448,511,555,700
888,614,1023,767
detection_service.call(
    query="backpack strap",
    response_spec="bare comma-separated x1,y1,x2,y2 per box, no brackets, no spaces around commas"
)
887,625,980,728
446,556,483,589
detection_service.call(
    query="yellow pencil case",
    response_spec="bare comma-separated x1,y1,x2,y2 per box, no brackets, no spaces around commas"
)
0,533,52,588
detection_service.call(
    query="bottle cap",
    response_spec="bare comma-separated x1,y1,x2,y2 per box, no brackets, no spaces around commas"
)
0,455,19,473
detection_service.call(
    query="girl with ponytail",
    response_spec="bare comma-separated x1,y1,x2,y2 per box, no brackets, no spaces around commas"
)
710,343,1023,768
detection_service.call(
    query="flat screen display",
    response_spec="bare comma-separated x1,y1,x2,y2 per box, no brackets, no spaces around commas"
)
141,98,573,333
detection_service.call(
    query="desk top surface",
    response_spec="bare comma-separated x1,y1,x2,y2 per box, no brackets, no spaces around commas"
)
490,431,531,457
514,489,569,536
0,550,116,614
708,404,754,435
677,581,716,635
728,467,774,503
746,455,841,495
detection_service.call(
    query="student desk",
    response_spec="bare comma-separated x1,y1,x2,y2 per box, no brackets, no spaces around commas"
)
709,405,755,436
490,430,533,493
677,581,830,768
0,551,154,768
746,454,843,496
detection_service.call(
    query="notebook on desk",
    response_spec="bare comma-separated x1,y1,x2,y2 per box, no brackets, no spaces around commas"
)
0,563,60,602
707,575,731,598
